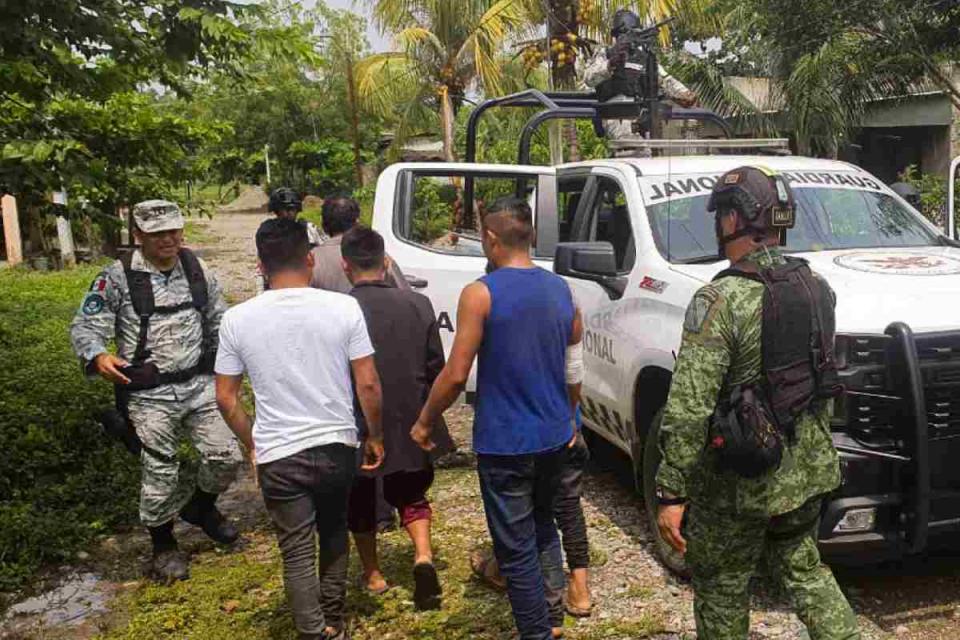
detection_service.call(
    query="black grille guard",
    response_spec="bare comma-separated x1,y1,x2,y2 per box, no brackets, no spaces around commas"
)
834,322,934,553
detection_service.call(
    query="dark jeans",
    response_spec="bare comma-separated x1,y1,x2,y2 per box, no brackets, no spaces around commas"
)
478,447,566,640
556,431,590,571
258,444,356,637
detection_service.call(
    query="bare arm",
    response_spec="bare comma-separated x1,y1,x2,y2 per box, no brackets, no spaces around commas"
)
411,282,490,449
351,354,384,470
567,307,584,415
216,374,253,452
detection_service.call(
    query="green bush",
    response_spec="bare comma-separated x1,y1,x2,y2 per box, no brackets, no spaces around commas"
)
898,164,947,228
0,265,139,590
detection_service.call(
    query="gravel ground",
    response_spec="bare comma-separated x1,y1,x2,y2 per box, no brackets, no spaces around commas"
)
3,213,959,640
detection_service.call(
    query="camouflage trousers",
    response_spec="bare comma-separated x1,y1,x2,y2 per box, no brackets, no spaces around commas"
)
128,381,242,527
685,497,860,640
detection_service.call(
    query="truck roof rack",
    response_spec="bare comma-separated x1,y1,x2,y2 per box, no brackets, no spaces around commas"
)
461,89,745,227
609,138,792,156
463,89,735,166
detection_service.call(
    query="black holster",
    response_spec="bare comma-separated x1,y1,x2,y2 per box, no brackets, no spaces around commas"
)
97,387,142,456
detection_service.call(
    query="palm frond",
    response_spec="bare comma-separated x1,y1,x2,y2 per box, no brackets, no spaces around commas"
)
668,53,778,137
456,0,527,96
395,26,445,57
354,52,422,118
386,83,441,160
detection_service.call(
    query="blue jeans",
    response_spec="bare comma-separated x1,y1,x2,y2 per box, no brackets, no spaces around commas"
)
478,447,566,640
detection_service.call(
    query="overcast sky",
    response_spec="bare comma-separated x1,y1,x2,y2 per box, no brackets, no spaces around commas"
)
316,0,391,52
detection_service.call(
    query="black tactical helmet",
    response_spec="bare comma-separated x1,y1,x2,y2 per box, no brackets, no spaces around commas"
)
269,187,302,214
612,9,642,37
708,166,796,253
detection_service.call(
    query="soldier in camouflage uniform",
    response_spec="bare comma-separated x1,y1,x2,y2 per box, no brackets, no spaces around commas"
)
69,201,242,582
583,9,696,155
654,168,861,639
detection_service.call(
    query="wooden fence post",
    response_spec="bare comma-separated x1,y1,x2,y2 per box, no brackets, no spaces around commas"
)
52,191,76,268
1,194,24,266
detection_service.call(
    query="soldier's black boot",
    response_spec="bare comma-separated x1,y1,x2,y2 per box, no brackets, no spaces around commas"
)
148,522,190,583
180,490,239,545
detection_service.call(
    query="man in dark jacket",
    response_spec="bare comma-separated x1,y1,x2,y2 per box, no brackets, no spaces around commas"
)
340,226,455,611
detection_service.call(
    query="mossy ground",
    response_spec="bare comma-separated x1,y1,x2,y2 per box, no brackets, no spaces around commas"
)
97,467,667,640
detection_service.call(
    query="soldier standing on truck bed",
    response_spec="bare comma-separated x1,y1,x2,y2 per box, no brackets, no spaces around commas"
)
583,9,696,152
654,168,861,639
69,200,242,583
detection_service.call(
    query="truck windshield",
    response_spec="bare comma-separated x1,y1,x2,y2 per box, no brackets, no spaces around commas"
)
645,185,940,264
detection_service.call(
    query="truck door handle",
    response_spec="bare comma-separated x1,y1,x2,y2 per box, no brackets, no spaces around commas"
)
405,274,429,289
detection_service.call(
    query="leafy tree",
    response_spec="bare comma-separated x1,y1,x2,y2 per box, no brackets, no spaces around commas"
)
674,0,960,157
356,0,528,161
0,0,312,256
178,1,381,194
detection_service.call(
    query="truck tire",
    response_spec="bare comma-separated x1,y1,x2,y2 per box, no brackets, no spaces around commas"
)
641,411,690,577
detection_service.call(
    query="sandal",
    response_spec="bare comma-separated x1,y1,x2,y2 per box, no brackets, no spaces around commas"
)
470,550,507,592
357,574,389,596
563,594,593,618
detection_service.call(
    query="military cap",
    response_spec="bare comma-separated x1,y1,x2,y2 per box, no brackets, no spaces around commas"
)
132,200,185,233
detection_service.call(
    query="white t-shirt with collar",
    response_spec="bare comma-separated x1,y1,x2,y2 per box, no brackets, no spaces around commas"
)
215,287,374,465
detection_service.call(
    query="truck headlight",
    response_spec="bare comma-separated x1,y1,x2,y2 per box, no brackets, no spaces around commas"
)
833,507,877,533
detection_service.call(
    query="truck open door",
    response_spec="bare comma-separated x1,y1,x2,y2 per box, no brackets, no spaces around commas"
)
371,162,558,392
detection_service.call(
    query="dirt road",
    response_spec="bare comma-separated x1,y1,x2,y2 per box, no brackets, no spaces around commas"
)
3,212,958,639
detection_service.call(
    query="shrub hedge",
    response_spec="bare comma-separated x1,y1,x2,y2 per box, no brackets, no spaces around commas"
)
0,265,139,590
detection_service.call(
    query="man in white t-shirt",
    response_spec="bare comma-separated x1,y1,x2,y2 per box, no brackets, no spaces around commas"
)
215,217,384,640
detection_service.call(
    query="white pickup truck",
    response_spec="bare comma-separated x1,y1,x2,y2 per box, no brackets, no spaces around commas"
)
372,152,960,570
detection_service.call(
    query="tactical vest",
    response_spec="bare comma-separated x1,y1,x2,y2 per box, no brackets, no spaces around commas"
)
597,46,651,102
119,248,212,388
713,256,841,442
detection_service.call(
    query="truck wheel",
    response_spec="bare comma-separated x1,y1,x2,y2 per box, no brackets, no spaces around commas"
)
641,411,690,577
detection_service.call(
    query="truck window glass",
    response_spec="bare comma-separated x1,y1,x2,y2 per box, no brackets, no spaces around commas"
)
400,174,537,256
585,177,636,272
646,187,939,264
557,176,587,243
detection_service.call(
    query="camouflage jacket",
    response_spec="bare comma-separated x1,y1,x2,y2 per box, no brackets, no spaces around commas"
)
69,250,228,402
582,49,695,106
655,247,841,517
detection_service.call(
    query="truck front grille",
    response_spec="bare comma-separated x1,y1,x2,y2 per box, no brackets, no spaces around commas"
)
837,331,960,445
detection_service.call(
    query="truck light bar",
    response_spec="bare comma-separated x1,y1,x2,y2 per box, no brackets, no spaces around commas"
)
609,138,791,154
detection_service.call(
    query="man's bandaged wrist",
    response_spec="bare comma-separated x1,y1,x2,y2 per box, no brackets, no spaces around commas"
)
566,341,584,384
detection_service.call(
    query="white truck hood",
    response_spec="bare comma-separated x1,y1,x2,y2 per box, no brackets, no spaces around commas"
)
671,246,960,335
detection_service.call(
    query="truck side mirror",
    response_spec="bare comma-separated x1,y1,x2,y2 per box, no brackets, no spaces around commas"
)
554,242,627,299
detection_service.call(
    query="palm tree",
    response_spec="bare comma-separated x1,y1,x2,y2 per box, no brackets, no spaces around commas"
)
670,2,907,158
356,0,527,161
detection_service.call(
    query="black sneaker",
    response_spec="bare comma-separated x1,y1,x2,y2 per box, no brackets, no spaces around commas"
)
413,562,442,611
151,548,190,583
181,499,239,545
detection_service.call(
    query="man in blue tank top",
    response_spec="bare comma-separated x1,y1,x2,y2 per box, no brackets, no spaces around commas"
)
411,197,583,640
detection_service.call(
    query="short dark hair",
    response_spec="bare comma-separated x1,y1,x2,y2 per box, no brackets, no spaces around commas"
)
482,196,534,248
256,218,310,276
341,226,385,272
322,196,361,236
